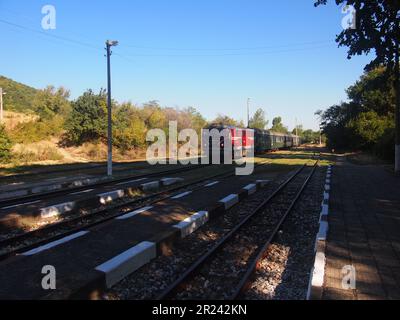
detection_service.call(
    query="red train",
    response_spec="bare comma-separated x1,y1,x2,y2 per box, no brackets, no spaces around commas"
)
202,125,300,160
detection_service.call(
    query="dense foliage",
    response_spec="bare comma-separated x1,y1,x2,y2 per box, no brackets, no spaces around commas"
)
315,0,400,166
249,108,268,130
64,89,109,145
317,67,395,159
0,125,12,161
0,76,37,113
271,117,289,133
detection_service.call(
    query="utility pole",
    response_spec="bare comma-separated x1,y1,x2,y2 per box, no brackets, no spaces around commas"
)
295,118,298,136
0,88,6,124
247,98,251,128
105,40,118,177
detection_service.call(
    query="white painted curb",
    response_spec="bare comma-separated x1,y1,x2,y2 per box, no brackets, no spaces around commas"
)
116,206,153,220
22,231,89,256
98,190,125,205
40,201,76,219
173,211,209,238
307,165,332,300
243,184,257,195
219,194,239,210
171,191,192,199
95,241,157,288
140,181,160,191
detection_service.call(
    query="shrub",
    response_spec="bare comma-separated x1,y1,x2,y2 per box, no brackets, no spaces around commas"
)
0,125,12,162
10,116,65,144
64,89,108,145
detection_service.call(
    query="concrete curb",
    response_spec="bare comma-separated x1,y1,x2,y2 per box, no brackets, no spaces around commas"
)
0,178,184,233
307,165,332,300
0,176,111,201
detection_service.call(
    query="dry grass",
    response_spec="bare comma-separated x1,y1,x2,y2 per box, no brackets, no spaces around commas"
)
11,140,64,165
2,111,38,131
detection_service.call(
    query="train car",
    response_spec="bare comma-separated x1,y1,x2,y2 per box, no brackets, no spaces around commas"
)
202,125,253,161
254,129,272,154
242,128,255,157
203,126,300,160
270,131,286,150
285,134,293,149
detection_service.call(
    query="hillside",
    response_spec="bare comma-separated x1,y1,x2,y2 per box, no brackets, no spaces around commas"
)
0,75,38,113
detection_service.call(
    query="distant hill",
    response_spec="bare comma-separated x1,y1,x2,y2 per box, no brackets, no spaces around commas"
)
0,76,38,113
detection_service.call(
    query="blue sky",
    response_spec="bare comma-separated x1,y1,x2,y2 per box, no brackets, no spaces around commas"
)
0,0,372,130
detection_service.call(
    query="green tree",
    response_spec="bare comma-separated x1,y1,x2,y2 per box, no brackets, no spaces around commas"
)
33,86,71,120
271,117,288,133
348,111,392,149
0,76,37,113
0,125,12,161
249,108,268,130
317,67,396,158
113,103,147,152
292,124,304,137
211,114,243,127
315,0,400,170
64,89,108,145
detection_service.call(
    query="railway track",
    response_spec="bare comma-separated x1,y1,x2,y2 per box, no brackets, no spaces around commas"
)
0,160,269,263
0,162,207,209
156,160,318,300
0,158,201,183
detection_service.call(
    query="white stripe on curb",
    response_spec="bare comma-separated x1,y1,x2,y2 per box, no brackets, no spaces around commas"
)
317,221,329,241
173,211,209,238
243,184,257,195
311,251,326,287
22,231,89,256
2,200,40,210
307,165,332,300
98,190,125,205
171,191,192,199
219,194,239,210
40,201,76,219
116,206,153,220
140,181,160,191
95,241,156,288
320,204,329,218
204,181,220,187
116,178,147,186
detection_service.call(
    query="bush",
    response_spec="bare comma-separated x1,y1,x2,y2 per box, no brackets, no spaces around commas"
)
64,89,108,145
10,116,65,144
12,144,63,163
374,128,395,161
0,125,12,162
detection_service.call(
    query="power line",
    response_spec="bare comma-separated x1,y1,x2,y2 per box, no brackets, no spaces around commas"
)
122,40,334,51
0,19,102,51
116,44,335,58
0,18,335,57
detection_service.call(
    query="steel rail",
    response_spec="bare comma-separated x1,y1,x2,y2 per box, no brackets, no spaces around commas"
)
0,160,269,262
230,160,319,299
156,162,312,300
0,162,207,208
